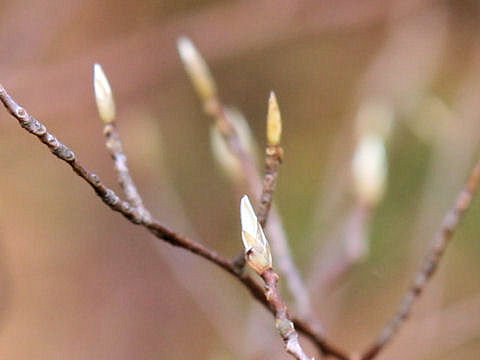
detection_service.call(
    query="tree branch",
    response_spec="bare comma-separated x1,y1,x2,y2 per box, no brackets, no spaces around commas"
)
102,115,152,221
178,38,315,320
262,269,314,360
0,83,349,360
360,157,480,360
257,92,283,228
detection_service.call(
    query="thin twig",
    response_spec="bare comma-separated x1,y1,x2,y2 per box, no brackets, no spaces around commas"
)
178,37,315,320
209,98,261,192
103,123,151,221
210,93,316,320
0,84,233,272
385,292,480,360
360,158,480,360
0,84,349,360
239,271,349,360
94,63,151,220
216,98,317,323
257,91,283,227
241,194,323,360
262,269,314,360
257,145,282,227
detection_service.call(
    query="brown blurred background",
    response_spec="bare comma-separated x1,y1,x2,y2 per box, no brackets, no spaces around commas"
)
1,0,480,359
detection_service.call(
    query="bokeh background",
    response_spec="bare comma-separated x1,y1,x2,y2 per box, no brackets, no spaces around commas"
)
0,0,480,359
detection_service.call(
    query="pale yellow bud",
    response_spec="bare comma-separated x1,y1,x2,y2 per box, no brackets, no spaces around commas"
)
240,195,272,274
177,36,217,103
267,92,282,146
352,135,387,206
93,63,116,123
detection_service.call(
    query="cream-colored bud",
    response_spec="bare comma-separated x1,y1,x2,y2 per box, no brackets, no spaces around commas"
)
177,36,217,103
267,92,282,146
93,63,116,123
352,135,387,206
240,195,272,274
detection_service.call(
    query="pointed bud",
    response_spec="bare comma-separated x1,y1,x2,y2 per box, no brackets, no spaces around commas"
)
177,36,217,103
93,63,116,123
352,135,387,206
240,195,272,274
266,92,282,146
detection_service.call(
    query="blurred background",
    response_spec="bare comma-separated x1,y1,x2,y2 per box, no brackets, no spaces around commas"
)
0,0,480,359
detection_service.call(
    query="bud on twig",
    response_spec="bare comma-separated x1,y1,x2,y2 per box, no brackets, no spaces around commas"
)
267,92,282,146
177,36,217,103
93,63,116,123
240,195,272,274
352,135,387,206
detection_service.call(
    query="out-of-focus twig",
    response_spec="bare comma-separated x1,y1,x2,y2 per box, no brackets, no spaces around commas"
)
93,64,151,221
241,195,314,360
310,104,389,295
313,202,372,294
387,292,480,360
177,37,315,321
0,84,349,360
177,37,260,197
360,158,480,360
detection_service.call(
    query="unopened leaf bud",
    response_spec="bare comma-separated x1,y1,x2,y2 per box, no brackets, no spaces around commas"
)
267,92,282,146
352,135,387,206
240,195,272,274
93,63,116,123
177,36,217,103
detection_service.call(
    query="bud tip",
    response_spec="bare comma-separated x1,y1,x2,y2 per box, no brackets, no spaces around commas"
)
176,36,216,102
267,91,282,146
93,63,115,123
